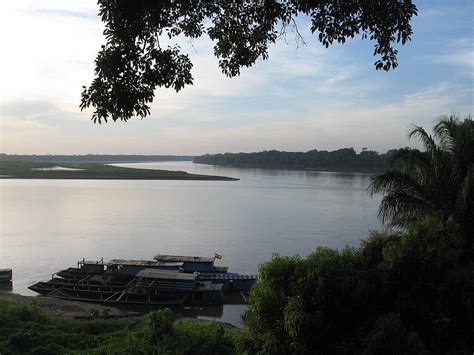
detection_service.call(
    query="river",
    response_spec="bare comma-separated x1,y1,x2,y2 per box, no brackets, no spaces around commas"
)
0,161,382,326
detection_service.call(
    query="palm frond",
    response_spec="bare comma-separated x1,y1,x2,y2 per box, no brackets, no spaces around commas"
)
454,163,474,223
433,114,459,153
408,125,437,153
373,116,473,228
369,170,432,204
390,148,432,174
378,192,433,227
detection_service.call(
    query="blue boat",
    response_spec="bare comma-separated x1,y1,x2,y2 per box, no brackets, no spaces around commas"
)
154,254,223,273
29,255,257,306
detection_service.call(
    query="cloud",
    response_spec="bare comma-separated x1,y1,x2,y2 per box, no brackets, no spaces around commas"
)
0,100,62,152
0,100,85,152
0,101,56,119
0,1,103,106
433,50,473,69
417,9,443,18
128,81,469,155
430,37,474,78
299,82,470,151
0,1,473,155
0,100,84,122
0,117,56,131
403,82,459,108
27,9,98,20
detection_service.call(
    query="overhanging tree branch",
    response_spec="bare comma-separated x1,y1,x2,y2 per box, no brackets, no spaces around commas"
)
80,0,418,123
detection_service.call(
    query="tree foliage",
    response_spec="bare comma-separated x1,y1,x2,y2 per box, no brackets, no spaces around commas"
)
0,304,249,354
245,217,473,354
369,115,474,230
80,0,417,123
194,147,399,172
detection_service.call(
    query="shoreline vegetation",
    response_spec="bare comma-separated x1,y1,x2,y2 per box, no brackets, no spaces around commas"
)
2,148,402,174
0,161,238,181
0,154,194,162
193,148,400,172
0,297,247,354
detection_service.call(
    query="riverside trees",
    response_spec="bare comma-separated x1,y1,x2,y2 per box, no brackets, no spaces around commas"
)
193,148,397,171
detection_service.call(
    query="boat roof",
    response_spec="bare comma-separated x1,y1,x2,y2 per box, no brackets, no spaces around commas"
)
154,254,215,263
82,260,103,265
0,268,12,272
136,269,197,281
107,259,184,267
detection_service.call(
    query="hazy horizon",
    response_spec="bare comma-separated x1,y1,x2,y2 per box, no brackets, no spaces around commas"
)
0,145,409,156
1,1,473,155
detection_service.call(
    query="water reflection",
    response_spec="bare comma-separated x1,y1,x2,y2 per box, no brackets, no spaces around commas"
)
177,304,247,328
117,162,375,190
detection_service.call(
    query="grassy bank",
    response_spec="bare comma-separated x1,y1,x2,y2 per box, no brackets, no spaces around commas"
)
0,161,238,181
0,300,250,354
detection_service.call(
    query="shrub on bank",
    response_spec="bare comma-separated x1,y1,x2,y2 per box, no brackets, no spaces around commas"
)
245,217,473,354
0,302,249,354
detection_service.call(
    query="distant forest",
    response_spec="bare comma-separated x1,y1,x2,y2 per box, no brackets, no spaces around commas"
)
0,154,194,162
1,149,402,172
193,148,402,172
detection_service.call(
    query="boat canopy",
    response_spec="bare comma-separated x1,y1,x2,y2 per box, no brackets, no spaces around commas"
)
107,259,184,268
136,269,197,281
154,254,215,263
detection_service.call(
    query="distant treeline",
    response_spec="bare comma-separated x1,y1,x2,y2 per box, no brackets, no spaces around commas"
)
194,148,401,172
0,154,194,162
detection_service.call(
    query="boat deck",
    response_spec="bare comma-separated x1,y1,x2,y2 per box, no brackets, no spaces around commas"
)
29,255,257,306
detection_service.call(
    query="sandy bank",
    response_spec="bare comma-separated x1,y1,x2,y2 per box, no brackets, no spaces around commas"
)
0,292,140,319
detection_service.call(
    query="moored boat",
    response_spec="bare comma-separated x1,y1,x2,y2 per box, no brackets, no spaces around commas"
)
29,255,257,307
0,269,12,282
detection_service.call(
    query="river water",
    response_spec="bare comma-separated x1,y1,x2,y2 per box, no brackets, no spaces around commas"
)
0,161,381,325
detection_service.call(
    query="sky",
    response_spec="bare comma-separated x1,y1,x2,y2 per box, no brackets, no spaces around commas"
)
0,1,473,155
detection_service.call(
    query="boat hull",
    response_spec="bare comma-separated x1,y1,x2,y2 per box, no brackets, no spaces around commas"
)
28,256,256,307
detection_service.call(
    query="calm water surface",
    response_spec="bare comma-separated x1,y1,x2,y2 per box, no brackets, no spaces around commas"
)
0,161,381,325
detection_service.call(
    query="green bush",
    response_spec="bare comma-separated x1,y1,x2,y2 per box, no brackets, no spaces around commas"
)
245,217,473,354
0,301,248,354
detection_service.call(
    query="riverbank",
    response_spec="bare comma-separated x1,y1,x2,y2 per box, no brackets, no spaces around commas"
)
0,161,239,181
193,148,395,173
0,292,140,319
0,294,248,354
0,292,239,327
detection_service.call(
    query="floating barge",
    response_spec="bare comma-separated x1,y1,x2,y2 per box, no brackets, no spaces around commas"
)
29,255,256,307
